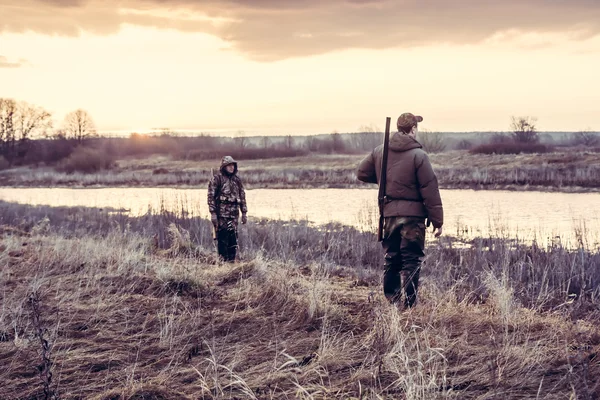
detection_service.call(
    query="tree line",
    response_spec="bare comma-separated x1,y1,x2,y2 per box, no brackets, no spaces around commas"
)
0,98,97,166
2,98,598,170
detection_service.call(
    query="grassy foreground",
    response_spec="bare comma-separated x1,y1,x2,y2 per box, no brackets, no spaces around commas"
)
2,150,600,191
1,202,599,399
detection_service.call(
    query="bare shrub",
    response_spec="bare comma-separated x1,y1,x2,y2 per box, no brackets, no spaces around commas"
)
573,130,600,147
510,116,539,144
348,125,383,152
234,130,247,149
121,133,182,157
490,132,513,144
23,137,78,165
470,142,552,155
57,146,114,174
418,130,447,153
455,139,474,150
0,155,9,170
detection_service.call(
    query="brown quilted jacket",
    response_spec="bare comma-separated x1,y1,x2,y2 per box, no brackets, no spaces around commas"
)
356,133,443,228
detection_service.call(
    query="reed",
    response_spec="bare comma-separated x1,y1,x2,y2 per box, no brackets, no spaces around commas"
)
0,201,598,398
2,150,600,191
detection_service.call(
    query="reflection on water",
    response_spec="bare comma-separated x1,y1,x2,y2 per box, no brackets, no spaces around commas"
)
0,187,598,247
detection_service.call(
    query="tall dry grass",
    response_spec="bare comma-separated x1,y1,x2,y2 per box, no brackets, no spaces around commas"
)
1,200,598,311
2,149,600,190
0,164,359,189
0,201,599,398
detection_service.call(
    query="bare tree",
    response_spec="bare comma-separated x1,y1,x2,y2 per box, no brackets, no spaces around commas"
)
455,139,474,150
16,102,52,139
0,98,17,147
234,130,247,149
418,129,447,153
573,129,599,146
63,109,97,143
330,130,345,153
49,129,67,140
157,127,179,137
305,136,318,152
353,124,383,151
285,135,294,150
510,116,539,143
490,132,512,144
0,98,52,164
197,132,219,149
260,136,271,149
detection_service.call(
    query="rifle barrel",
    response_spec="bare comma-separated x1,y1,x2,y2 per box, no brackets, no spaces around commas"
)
377,117,391,242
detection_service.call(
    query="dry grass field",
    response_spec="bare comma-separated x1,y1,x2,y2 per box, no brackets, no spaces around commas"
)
1,201,599,399
1,150,600,191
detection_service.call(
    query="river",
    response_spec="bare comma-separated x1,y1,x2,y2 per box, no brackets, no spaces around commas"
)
0,187,598,247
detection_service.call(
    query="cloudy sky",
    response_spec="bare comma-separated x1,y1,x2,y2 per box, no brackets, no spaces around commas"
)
1,0,599,135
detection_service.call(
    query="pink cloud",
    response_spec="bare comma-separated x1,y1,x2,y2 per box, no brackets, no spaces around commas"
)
1,0,599,60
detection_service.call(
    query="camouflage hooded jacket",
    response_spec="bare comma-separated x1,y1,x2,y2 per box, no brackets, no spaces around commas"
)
207,156,248,219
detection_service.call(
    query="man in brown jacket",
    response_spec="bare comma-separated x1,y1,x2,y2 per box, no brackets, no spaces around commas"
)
357,113,443,308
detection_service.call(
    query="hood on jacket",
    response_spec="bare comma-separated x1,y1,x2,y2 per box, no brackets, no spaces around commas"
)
389,132,422,153
220,156,238,175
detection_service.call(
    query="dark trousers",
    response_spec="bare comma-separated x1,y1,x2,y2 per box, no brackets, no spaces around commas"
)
216,219,238,262
381,217,426,308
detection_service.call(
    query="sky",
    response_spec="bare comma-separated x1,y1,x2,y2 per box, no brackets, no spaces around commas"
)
1,0,600,136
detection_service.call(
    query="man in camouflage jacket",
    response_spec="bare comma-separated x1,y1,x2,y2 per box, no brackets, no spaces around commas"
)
357,113,443,309
207,156,248,262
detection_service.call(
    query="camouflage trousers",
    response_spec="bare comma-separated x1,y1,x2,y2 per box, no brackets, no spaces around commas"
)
381,216,426,308
216,218,238,262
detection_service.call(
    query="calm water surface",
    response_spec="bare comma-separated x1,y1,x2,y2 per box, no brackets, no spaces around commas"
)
0,188,598,246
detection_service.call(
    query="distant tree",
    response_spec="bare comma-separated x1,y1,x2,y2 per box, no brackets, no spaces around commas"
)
538,133,555,144
352,124,383,151
158,128,177,137
260,136,271,149
50,129,68,140
63,109,97,143
0,99,18,151
285,135,294,150
418,129,447,153
306,136,318,152
510,116,539,144
455,139,474,150
305,136,334,153
331,131,345,153
234,130,247,149
490,132,512,144
197,133,218,149
573,129,599,146
358,124,379,133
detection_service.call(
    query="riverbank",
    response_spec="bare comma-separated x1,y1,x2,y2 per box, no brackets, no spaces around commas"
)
1,201,599,398
1,150,599,192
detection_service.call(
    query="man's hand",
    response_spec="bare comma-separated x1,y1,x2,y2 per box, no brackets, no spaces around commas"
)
210,213,218,227
433,226,443,238
241,213,248,224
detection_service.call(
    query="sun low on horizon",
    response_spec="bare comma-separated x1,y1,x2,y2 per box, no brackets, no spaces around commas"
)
1,0,600,136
